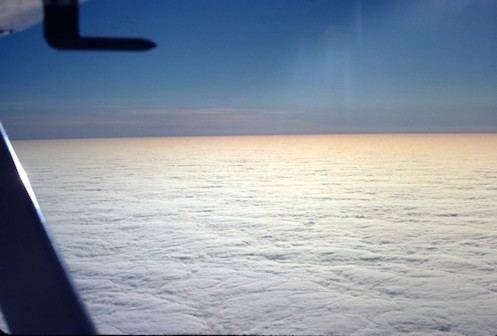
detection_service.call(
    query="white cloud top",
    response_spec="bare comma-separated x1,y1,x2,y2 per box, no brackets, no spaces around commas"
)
2,134,497,334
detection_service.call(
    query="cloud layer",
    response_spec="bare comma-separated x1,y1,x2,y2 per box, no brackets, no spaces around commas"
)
2,134,497,334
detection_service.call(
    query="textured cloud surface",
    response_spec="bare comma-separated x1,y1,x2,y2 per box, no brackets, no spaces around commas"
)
2,135,497,334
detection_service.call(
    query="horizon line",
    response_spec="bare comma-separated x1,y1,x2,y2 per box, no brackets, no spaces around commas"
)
11,131,497,142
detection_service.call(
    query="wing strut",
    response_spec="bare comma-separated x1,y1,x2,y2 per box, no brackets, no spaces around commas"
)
0,123,97,334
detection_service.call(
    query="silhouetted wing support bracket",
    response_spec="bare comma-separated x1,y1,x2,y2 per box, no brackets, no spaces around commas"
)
43,0,156,51
0,123,97,334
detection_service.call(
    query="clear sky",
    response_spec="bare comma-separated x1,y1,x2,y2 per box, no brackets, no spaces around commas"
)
1,0,497,140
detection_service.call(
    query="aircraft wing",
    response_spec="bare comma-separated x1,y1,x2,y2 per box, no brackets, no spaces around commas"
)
1,0,154,51
0,0,42,37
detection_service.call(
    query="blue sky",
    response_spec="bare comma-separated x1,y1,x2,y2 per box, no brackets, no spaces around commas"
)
1,0,497,139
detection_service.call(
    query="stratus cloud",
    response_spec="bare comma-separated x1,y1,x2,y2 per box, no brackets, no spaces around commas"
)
3,134,496,334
